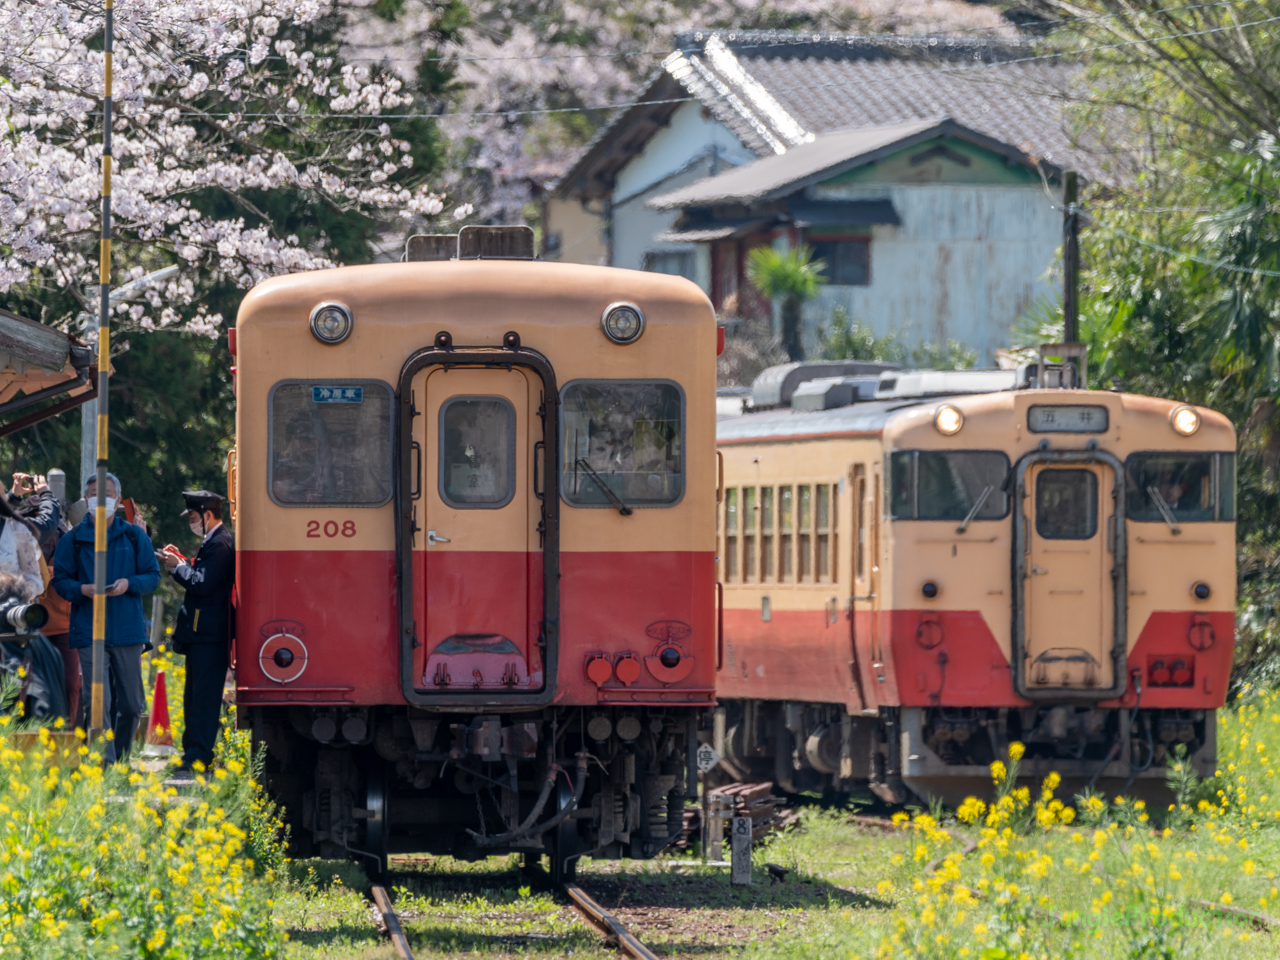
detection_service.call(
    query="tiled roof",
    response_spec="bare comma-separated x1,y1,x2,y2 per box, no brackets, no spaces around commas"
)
556,32,1124,198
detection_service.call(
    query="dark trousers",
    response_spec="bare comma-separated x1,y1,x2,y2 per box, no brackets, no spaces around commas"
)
45,634,81,724
77,644,145,763
182,642,230,768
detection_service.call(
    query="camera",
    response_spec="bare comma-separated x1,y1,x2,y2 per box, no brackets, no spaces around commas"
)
0,596,47,636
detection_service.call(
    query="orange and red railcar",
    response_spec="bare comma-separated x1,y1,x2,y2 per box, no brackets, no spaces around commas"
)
230,230,716,877
713,364,1235,803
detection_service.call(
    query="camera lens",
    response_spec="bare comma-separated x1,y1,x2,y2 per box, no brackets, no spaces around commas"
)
4,602,47,631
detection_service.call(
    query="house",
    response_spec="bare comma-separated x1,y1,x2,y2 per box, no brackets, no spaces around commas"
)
546,32,1103,362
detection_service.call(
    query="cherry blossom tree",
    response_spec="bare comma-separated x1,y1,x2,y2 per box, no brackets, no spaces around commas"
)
0,0,450,335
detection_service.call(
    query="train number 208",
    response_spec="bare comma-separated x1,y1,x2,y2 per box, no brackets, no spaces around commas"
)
306,520,357,539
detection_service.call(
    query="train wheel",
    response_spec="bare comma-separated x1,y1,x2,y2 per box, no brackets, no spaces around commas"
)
364,771,389,879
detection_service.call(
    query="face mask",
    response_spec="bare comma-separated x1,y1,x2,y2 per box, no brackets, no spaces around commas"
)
86,496,117,516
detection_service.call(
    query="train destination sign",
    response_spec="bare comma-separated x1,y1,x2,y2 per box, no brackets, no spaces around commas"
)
1027,404,1108,433
312,385,363,404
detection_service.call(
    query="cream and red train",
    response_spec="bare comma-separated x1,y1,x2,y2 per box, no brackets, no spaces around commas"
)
229,228,716,878
714,361,1235,803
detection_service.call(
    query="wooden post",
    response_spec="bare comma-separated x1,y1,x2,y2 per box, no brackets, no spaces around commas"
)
730,815,752,885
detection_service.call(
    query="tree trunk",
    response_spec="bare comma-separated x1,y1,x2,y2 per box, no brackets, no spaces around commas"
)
781,296,804,361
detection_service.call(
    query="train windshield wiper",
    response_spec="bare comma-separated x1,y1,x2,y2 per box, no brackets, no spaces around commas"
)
1146,484,1182,535
574,458,633,516
956,485,995,534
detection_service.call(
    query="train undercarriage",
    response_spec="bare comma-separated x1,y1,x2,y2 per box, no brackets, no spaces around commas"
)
246,704,697,881
714,699,1216,806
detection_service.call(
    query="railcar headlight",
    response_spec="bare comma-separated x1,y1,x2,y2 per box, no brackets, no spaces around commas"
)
934,404,964,436
1171,405,1200,436
310,302,353,344
601,302,645,344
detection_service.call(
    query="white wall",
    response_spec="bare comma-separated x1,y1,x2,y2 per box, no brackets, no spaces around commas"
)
614,101,755,202
609,102,754,290
801,182,1063,365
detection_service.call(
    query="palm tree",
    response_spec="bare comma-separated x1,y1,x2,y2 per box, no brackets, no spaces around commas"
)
746,245,827,361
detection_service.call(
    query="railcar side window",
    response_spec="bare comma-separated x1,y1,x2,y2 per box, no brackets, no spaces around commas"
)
269,381,393,506
561,381,683,506
1126,452,1235,522
439,397,515,508
888,451,1010,520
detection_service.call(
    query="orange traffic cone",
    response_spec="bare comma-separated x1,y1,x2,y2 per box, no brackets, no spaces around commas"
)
142,670,176,757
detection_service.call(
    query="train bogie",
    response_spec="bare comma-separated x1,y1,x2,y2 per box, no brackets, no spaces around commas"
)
715,362,1235,804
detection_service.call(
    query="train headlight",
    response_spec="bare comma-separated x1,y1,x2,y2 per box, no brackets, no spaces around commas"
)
601,302,645,344
310,302,353,344
934,404,964,436
1171,405,1200,436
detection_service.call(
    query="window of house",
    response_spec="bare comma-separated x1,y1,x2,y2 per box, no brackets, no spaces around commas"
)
643,250,695,281
269,381,393,506
810,239,870,286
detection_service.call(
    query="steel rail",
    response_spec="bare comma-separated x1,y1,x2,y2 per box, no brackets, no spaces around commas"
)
563,882,659,960
370,884,415,960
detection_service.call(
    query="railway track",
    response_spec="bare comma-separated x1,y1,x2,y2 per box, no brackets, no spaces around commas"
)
368,880,659,960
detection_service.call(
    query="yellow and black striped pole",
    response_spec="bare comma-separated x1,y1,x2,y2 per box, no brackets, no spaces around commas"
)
90,0,114,743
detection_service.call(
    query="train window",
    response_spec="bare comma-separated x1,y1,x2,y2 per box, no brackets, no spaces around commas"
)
561,380,683,507
779,486,794,581
760,487,775,581
439,397,515,508
1125,452,1230,523
1036,469,1098,539
798,485,812,581
854,466,867,581
1219,453,1236,521
888,451,1010,520
816,484,831,581
743,487,757,581
268,380,393,506
725,488,739,580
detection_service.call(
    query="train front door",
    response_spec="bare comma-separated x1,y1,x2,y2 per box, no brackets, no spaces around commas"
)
1021,461,1119,693
412,365,544,694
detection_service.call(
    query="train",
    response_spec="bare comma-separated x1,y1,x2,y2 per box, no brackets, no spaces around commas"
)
713,356,1236,804
230,227,716,880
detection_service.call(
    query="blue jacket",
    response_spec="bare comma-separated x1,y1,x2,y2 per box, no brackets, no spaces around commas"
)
52,514,161,649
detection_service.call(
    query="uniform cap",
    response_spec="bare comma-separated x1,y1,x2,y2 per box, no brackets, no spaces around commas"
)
180,490,225,516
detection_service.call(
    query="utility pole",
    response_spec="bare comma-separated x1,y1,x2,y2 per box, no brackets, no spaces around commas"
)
91,0,114,744
1063,170,1079,345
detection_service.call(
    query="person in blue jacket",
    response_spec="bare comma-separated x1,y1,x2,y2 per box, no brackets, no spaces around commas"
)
52,472,160,762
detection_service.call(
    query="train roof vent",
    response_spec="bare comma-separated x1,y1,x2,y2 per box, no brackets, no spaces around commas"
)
457,224,536,260
752,360,899,408
875,369,1018,399
405,234,458,261
791,376,881,411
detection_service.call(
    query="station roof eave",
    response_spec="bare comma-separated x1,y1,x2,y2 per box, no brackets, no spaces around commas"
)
0,308,97,440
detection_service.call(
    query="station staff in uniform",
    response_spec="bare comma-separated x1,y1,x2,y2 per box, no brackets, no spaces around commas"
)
159,491,234,773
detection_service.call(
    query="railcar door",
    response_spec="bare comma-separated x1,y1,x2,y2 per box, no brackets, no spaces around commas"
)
412,365,543,693
1022,462,1117,692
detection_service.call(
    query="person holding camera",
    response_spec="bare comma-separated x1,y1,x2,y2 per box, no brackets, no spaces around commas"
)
52,472,160,762
158,491,234,774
